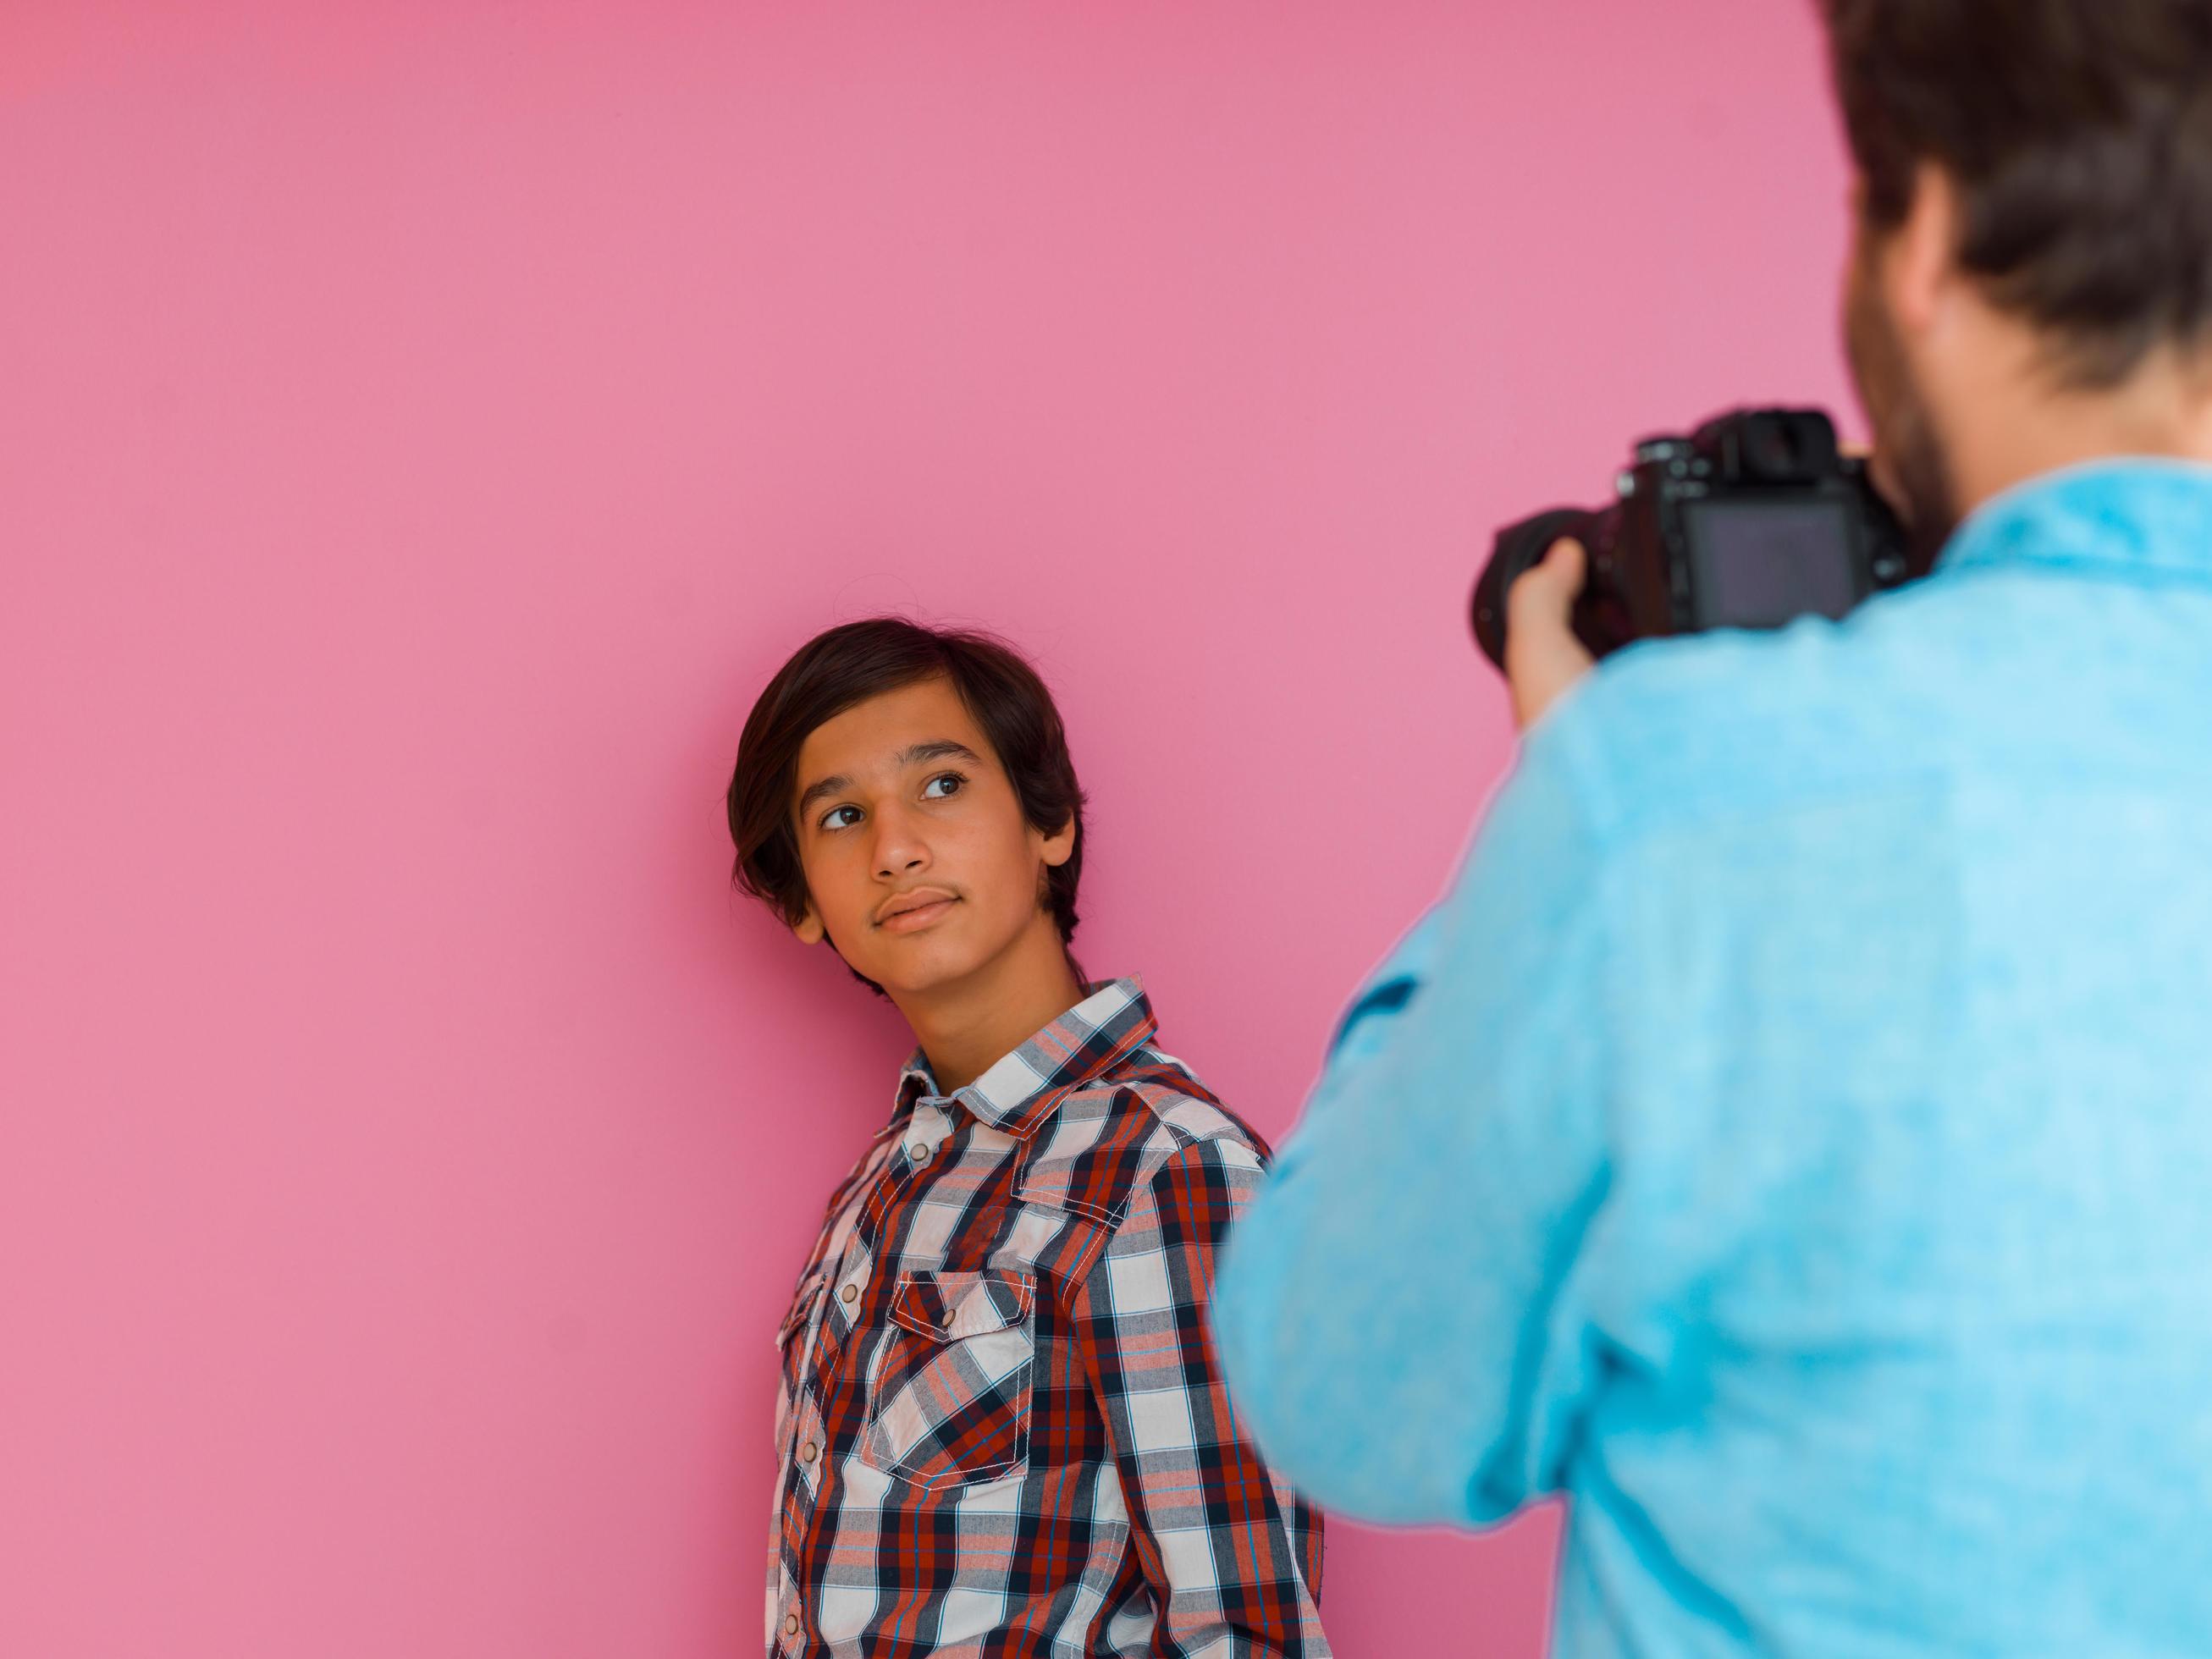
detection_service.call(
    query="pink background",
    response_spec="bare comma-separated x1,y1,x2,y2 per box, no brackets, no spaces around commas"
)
1,4,1857,1655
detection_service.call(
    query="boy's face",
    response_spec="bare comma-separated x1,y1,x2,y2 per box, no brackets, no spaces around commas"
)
787,675,1074,1000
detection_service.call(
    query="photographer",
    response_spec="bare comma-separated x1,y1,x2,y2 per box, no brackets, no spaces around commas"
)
1211,2,2212,1653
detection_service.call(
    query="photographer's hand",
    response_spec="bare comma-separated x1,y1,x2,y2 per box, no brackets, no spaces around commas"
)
1505,537,1596,730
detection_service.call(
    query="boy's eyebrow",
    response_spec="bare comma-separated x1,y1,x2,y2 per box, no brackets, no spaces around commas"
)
794,740,985,819
794,773,852,818
898,738,983,769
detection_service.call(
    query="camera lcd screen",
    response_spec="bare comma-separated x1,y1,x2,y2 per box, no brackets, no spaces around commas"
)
1682,499,1861,630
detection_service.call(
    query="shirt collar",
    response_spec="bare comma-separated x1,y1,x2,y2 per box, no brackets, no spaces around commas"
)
893,976,1157,1140
1936,458,2212,587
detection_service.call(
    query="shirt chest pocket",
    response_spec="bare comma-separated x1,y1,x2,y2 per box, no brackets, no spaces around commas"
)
859,1267,1035,1492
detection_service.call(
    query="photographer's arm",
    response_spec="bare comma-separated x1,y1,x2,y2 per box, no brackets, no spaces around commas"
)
1211,714,1618,1528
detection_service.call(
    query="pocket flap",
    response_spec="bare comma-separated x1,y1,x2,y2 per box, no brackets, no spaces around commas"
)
889,1268,1033,1342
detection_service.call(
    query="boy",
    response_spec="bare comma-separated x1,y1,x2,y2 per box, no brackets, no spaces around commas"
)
726,616,1327,1658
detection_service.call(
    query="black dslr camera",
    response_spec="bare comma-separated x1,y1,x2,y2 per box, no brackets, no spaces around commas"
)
1470,408,1918,670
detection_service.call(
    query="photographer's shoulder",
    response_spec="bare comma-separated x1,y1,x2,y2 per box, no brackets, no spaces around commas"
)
1547,612,1899,842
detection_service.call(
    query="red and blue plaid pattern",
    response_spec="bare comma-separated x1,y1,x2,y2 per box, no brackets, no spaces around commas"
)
767,978,1329,1656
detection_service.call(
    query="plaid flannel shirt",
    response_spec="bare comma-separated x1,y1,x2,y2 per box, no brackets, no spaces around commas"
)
766,978,1329,1657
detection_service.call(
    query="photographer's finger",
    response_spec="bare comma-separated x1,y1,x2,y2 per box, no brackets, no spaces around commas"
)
1508,537,1586,628
1503,539,1594,730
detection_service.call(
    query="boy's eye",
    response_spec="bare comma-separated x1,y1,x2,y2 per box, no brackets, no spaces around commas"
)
818,772,964,831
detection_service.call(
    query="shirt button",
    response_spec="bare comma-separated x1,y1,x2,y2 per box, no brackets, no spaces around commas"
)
800,1440,818,1464
839,1282,858,1304
908,1141,931,1163
784,1612,800,1636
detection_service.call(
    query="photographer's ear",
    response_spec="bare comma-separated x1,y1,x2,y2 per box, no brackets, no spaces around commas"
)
792,903,827,945
1886,161,1961,339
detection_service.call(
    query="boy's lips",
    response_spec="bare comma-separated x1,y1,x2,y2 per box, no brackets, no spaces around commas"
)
875,888,959,931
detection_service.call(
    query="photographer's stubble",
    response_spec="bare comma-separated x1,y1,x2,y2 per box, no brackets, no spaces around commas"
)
1842,174,1961,578
786,674,1085,1094
1509,159,2212,733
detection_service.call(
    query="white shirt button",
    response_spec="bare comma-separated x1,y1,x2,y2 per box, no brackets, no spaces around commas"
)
784,1612,800,1635
908,1141,931,1163
800,1440,818,1464
840,1282,858,1304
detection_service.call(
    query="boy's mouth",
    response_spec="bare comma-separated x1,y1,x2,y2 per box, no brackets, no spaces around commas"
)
875,888,960,931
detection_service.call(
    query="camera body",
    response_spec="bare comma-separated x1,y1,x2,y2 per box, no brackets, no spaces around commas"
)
1471,408,1918,670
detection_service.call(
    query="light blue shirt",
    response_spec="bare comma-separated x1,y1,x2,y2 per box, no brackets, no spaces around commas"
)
1212,461,2212,1656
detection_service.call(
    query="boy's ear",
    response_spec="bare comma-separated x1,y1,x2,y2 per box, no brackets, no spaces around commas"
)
1037,813,1078,869
792,903,826,945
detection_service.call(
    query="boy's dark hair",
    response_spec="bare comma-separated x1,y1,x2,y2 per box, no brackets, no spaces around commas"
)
726,617,1087,992
1824,0,2212,387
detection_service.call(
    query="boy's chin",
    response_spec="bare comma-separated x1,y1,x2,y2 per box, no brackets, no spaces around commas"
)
863,938,998,1000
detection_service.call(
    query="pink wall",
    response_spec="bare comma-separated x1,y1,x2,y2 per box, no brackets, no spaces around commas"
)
1,5,1856,1654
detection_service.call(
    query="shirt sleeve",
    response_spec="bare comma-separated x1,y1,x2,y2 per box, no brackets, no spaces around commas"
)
1210,712,1618,1529
1068,1138,1331,1658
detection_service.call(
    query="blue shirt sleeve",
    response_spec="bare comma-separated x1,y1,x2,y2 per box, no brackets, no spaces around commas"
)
1211,709,1619,1527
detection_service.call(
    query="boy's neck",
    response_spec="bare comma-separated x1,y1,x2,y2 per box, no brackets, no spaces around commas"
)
893,918,1088,1097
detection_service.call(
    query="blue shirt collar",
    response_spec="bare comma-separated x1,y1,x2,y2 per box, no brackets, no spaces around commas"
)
1936,458,2212,587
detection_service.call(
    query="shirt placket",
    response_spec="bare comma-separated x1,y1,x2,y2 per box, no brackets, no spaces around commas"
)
770,1099,965,1653
770,1130,900,1655
770,1097,968,1654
